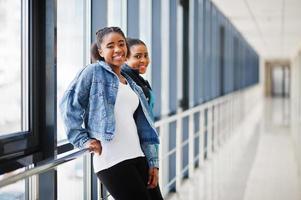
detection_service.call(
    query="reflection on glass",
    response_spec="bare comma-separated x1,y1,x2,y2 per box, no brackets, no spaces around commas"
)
0,169,25,200
57,0,84,141
0,0,22,134
57,156,84,200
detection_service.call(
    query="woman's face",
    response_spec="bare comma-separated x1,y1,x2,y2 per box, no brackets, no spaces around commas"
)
126,44,150,74
98,32,127,68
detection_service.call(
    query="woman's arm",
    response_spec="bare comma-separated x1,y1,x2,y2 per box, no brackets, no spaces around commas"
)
59,66,94,149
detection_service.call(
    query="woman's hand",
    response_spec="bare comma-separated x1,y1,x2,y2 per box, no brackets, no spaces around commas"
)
85,139,102,155
147,167,159,189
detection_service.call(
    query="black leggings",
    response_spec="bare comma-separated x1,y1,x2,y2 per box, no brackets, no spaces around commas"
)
96,157,163,200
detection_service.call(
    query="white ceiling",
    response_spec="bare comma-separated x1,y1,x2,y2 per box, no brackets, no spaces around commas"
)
211,0,301,59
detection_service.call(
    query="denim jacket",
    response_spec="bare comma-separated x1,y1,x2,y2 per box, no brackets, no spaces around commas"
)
60,61,159,168
121,64,155,119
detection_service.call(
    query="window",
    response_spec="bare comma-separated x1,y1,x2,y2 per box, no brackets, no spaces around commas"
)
0,0,28,135
57,156,84,200
0,169,25,200
107,0,127,31
57,0,86,142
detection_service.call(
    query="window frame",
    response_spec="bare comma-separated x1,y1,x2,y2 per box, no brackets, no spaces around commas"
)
0,0,56,174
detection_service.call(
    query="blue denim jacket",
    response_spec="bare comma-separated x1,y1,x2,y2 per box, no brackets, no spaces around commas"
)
121,64,155,119
60,61,159,168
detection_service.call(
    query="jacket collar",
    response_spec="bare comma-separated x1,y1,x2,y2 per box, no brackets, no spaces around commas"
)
97,61,139,89
98,60,114,73
122,64,140,75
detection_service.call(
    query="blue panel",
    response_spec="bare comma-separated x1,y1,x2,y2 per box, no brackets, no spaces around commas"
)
216,10,222,96
224,21,231,93
240,34,245,86
246,48,251,86
182,117,189,175
169,122,176,151
182,116,189,141
194,112,200,133
194,136,199,163
91,0,107,42
182,144,189,177
223,18,232,94
239,37,243,89
233,31,240,91
241,41,246,88
198,0,205,104
169,0,177,112
152,0,162,119
168,122,176,191
211,108,214,152
182,0,190,110
211,5,218,99
168,153,176,191
204,109,208,159
194,113,200,164
229,23,235,92
255,51,257,84
127,0,139,38
193,0,200,105
204,0,211,101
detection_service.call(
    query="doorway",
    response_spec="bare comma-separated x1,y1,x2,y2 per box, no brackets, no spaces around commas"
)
271,66,290,97
265,61,290,98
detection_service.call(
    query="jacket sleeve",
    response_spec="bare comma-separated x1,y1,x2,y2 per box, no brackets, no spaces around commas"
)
134,104,160,168
59,66,93,149
141,143,159,168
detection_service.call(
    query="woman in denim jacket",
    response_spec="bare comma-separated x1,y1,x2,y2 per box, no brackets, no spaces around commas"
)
92,38,155,118
60,27,163,200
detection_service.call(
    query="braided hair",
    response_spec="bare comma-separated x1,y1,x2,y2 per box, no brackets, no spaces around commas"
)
90,41,101,63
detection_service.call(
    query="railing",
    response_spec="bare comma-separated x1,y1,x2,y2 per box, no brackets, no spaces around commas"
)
0,149,90,188
156,85,261,195
0,84,261,199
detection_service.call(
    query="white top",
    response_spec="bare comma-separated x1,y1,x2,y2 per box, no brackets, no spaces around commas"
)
93,82,145,173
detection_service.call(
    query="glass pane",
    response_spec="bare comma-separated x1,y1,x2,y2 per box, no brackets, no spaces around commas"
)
108,0,127,31
0,169,25,200
57,156,84,200
0,0,22,134
57,0,85,142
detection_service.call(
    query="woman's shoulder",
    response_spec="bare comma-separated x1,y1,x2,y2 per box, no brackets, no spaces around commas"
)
79,61,107,77
121,64,134,75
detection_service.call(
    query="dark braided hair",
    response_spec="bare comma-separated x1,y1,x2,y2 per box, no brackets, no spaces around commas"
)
95,27,128,61
90,41,101,63
126,37,146,58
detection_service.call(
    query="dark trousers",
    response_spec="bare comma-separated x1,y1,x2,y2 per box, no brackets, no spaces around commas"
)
96,156,164,200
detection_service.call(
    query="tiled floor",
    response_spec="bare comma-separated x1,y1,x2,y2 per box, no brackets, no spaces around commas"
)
167,98,301,200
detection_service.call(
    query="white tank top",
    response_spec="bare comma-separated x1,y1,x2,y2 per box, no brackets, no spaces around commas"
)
93,82,145,173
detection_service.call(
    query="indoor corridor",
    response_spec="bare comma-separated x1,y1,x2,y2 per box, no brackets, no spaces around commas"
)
167,97,301,200
2,0,301,199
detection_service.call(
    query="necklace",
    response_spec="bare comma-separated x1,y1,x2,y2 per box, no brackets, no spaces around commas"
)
117,74,127,84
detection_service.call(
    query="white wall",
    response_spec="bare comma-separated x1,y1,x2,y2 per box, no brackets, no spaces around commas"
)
290,47,301,178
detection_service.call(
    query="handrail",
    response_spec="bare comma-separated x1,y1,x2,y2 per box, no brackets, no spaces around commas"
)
0,84,260,189
154,84,259,127
154,87,234,127
0,148,90,187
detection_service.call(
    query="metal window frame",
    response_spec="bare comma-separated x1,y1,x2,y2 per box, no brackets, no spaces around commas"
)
0,0,52,174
